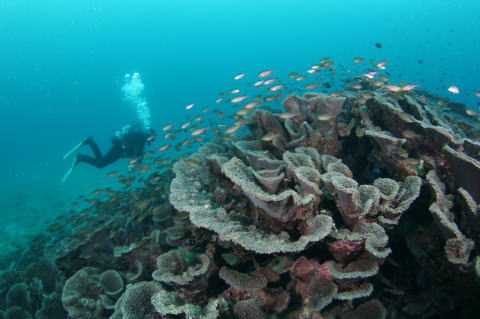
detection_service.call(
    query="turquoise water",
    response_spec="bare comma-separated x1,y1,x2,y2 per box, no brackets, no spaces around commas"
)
1,0,479,261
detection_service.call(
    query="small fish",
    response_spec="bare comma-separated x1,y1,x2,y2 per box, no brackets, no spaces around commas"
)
466,108,478,116
379,75,389,82
215,110,225,117
106,171,119,178
264,94,278,101
351,83,362,90
263,78,278,85
375,42,382,48
157,144,170,151
230,95,248,103
253,80,265,87
320,57,330,63
235,108,250,116
181,121,191,129
384,85,401,92
185,103,194,110
191,128,207,136
306,69,317,74
92,188,106,195
202,107,209,112
296,75,306,81
135,164,151,173
384,84,418,92
371,80,384,87
118,176,135,185
471,91,480,98
304,82,321,89
162,124,173,131
244,101,260,109
194,114,204,122
448,86,460,94
377,59,388,65
362,71,377,79
323,61,335,68
268,84,284,92
229,88,240,94
353,57,364,63
375,61,387,70
234,73,246,80
215,98,223,103
146,134,156,141
258,69,275,77
401,84,418,91
225,125,240,134
288,72,299,78
278,112,297,119
128,157,141,166
177,139,191,148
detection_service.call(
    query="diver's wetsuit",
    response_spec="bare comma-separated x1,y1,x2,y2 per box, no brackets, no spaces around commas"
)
77,130,148,168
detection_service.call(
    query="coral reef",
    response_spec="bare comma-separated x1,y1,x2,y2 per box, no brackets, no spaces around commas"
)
1,66,480,319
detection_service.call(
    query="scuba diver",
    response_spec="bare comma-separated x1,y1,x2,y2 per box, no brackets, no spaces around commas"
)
62,122,154,183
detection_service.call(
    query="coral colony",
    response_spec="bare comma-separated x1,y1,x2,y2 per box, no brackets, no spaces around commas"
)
1,58,480,319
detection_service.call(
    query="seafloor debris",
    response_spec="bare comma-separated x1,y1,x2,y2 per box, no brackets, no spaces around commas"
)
1,61,480,318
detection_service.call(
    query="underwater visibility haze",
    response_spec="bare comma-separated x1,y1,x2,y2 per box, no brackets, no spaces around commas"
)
1,0,480,318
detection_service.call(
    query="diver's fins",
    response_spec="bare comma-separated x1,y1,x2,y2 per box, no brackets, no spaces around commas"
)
63,138,88,160
61,157,78,183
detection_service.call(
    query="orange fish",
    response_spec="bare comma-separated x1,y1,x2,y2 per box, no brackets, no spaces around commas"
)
384,85,401,92
234,73,246,80
162,124,173,131
92,188,106,195
191,128,207,136
146,134,156,141
253,80,265,87
263,78,278,85
305,82,321,89
128,157,141,165
106,171,119,178
230,95,248,103
258,69,275,77
157,144,170,151
268,84,284,92
225,125,240,134
448,86,460,94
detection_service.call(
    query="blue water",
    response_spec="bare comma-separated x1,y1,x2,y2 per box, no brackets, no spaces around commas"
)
1,0,480,253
